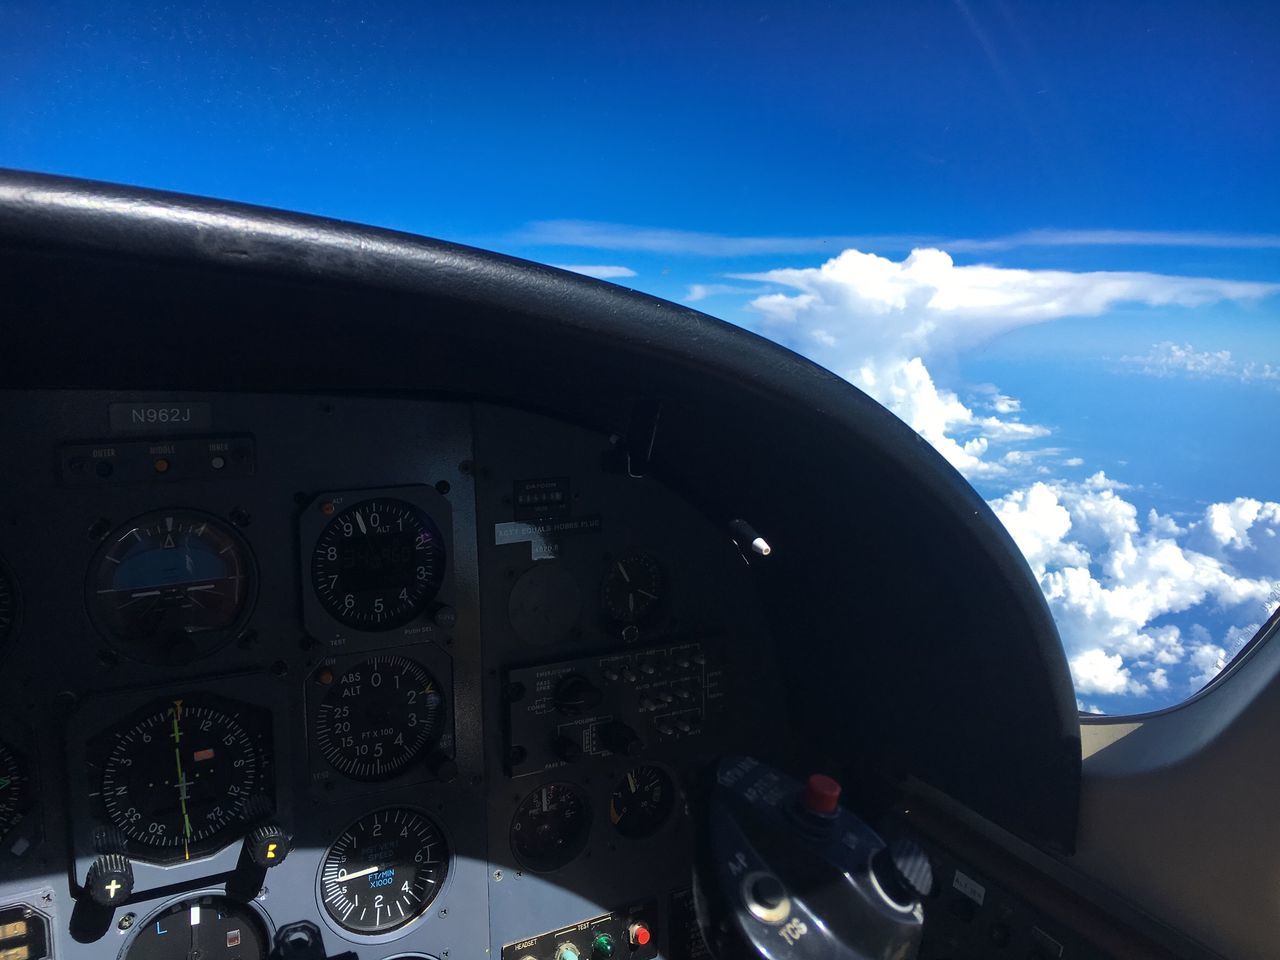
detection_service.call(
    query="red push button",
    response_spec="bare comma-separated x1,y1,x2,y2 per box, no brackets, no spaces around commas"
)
803,774,842,814
627,922,652,947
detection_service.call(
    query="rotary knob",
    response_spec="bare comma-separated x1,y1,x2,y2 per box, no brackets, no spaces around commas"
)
553,674,602,716
246,823,292,868
599,720,643,757
85,853,134,906
872,838,934,907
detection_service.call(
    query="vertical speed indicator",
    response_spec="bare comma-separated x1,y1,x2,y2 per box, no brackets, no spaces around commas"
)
310,499,446,631
319,808,449,935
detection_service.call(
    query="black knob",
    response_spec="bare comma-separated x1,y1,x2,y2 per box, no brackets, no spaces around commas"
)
246,824,292,868
85,853,134,906
749,874,788,911
599,720,644,757
554,674,602,716
871,839,934,907
553,735,583,762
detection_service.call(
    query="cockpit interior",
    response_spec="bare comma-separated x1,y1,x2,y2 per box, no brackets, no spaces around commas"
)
1,170,1276,960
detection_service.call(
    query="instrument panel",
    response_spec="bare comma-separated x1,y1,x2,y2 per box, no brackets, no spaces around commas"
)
0,391,786,960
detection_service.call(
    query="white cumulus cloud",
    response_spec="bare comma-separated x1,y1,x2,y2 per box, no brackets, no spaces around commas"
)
989,478,1280,699
739,248,1275,364
733,248,1272,480
682,242,1280,709
1206,499,1280,550
1121,341,1280,384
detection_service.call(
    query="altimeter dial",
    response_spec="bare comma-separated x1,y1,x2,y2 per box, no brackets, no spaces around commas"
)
312,656,445,781
311,499,446,630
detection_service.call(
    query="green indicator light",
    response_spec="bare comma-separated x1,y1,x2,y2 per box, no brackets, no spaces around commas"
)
592,934,616,958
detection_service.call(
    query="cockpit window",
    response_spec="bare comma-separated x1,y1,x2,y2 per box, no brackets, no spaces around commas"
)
9,3,1276,715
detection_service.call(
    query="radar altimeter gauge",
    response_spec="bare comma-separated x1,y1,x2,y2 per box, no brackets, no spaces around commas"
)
311,498,446,630
312,655,446,781
319,808,450,935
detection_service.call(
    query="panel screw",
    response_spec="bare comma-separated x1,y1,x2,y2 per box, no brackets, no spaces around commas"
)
435,480,451,495
118,913,135,931
438,908,448,918
493,870,504,882
229,506,252,527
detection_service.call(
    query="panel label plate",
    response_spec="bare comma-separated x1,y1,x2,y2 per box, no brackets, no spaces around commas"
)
952,869,986,905
109,401,212,434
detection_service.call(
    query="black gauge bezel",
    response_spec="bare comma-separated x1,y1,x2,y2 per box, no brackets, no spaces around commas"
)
509,781,593,873
0,738,32,844
317,807,451,937
304,644,456,800
608,763,678,839
123,894,271,960
299,486,455,650
312,654,447,782
85,509,257,665
86,692,276,864
600,550,665,625
310,498,446,632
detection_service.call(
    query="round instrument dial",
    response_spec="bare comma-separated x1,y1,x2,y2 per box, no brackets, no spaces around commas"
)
95,696,272,862
609,765,676,839
319,808,449,935
88,511,254,664
311,499,446,631
124,896,268,960
0,740,31,838
510,782,591,872
601,551,664,624
312,656,445,781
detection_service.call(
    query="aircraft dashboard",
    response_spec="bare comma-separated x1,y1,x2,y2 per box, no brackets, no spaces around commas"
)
1,390,786,960
0,170,1222,960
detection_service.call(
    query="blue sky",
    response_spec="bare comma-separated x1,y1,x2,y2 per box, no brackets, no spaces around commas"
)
3,1,1278,713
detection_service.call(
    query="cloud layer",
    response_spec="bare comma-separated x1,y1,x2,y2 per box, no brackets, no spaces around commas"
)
1121,341,1280,384
992,480,1280,699
715,245,1280,708
741,248,1278,366
733,248,1275,480
518,219,1280,257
